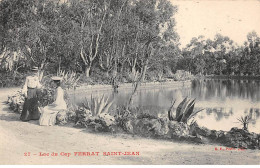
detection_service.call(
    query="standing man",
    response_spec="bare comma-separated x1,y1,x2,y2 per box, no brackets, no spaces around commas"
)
20,66,42,121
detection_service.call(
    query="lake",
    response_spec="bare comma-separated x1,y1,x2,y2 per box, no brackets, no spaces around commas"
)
70,79,260,133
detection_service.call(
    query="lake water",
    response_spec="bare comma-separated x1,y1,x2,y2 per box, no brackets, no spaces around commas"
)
70,79,260,133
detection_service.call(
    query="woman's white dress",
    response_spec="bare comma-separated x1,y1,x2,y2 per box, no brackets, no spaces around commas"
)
39,87,67,126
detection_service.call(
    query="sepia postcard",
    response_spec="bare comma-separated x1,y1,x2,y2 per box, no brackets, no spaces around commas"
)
0,0,259,165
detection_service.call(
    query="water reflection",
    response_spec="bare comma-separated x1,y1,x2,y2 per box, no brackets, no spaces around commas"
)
70,79,260,133
192,79,260,102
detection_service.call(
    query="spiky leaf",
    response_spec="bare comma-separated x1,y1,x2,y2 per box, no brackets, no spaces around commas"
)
176,97,187,119
181,100,195,123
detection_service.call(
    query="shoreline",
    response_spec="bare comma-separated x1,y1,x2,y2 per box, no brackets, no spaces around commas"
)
67,80,192,94
0,80,192,97
0,86,260,164
205,75,260,80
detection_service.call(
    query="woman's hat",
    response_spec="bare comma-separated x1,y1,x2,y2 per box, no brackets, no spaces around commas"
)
51,76,63,81
32,66,39,71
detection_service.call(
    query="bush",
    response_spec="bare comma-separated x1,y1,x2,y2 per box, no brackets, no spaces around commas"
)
7,90,25,113
172,70,194,81
0,71,27,88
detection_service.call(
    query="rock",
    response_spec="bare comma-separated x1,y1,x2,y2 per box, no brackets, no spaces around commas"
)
156,118,169,137
228,139,240,148
130,118,163,137
251,133,258,139
195,126,211,137
132,119,145,135
124,120,134,134
85,116,109,132
150,119,164,136
189,135,204,143
56,110,68,125
67,110,76,122
239,141,248,149
209,130,218,139
216,130,226,142
99,113,115,127
189,121,199,136
75,108,92,126
218,127,260,149
168,121,179,129
188,122,211,137
230,127,239,132
109,124,124,134
168,121,189,138
94,123,103,132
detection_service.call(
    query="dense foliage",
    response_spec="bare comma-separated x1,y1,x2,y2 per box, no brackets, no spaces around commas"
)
177,33,260,76
0,0,180,84
0,0,259,87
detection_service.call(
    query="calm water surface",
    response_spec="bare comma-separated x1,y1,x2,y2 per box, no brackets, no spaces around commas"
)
70,79,260,133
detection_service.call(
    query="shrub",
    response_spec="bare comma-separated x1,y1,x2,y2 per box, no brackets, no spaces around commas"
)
7,90,25,113
0,71,27,88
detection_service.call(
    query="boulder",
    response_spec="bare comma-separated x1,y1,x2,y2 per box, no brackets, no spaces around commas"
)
127,118,163,137
132,118,159,137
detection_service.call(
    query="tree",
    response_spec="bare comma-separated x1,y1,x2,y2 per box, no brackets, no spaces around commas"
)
67,0,109,77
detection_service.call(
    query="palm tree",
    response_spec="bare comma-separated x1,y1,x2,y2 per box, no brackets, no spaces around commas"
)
237,115,251,131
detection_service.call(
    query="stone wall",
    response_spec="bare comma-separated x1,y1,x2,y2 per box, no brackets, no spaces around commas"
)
67,80,192,94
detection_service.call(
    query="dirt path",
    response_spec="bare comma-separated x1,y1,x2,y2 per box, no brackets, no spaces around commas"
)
0,88,259,165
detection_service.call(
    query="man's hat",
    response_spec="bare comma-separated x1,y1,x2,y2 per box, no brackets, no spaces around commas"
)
51,76,63,81
32,66,39,71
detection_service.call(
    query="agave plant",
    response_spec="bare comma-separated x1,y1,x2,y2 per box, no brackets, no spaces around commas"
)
56,70,80,89
81,95,114,117
237,115,251,131
168,97,204,123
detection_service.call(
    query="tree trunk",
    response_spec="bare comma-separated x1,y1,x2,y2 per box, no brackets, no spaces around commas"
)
105,71,109,78
140,59,149,82
84,66,91,77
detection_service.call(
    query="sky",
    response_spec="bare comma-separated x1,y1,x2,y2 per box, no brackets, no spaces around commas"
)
170,0,260,48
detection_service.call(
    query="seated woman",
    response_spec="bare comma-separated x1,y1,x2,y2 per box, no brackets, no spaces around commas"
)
39,77,67,126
